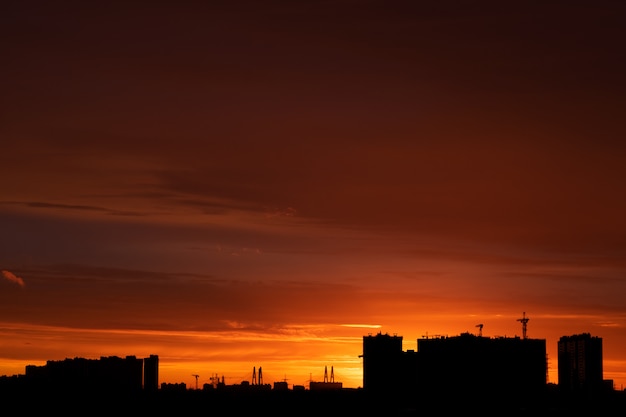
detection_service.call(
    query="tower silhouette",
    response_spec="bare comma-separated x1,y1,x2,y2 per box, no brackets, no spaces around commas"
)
517,312,529,339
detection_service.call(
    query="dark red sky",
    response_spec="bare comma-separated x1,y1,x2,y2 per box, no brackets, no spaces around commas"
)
1,0,625,389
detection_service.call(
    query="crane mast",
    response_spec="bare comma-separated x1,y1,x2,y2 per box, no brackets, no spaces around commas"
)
517,312,529,339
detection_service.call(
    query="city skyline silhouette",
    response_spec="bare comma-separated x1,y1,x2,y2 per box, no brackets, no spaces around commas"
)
1,329,624,415
0,325,620,389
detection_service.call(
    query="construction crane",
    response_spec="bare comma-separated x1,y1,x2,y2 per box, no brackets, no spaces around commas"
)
191,374,199,390
476,323,483,337
421,333,444,339
209,373,221,388
517,311,530,339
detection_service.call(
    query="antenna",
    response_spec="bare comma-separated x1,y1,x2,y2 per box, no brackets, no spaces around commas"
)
517,312,530,339
209,373,219,388
476,323,483,337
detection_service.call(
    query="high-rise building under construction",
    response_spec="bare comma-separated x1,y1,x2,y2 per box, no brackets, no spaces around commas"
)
362,321,547,402
558,333,604,394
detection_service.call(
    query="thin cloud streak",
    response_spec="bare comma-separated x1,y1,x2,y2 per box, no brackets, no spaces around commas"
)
1,270,25,287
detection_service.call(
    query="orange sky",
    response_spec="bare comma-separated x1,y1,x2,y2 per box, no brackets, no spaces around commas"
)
1,0,626,391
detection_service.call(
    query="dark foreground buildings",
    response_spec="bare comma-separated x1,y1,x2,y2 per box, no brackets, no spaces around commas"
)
362,329,624,413
1,330,625,415
363,331,547,405
2,354,159,394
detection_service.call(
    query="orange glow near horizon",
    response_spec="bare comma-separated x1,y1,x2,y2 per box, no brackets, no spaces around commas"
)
0,322,367,388
2,309,626,390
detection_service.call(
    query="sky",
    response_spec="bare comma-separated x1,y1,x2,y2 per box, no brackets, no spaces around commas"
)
1,0,626,390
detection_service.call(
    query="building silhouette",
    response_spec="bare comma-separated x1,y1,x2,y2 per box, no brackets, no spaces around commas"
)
143,354,159,391
558,333,606,394
362,332,402,392
417,332,547,401
20,354,158,394
1,342,625,414
363,330,547,404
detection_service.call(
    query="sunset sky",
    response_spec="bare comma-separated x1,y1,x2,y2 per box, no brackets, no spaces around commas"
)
1,0,626,390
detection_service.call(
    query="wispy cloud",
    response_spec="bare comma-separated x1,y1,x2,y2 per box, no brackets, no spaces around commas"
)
1,270,25,287
0,201,147,217
264,206,297,218
340,324,382,329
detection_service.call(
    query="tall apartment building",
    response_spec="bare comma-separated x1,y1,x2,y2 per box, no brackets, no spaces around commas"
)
558,333,603,393
143,354,159,391
362,332,406,394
